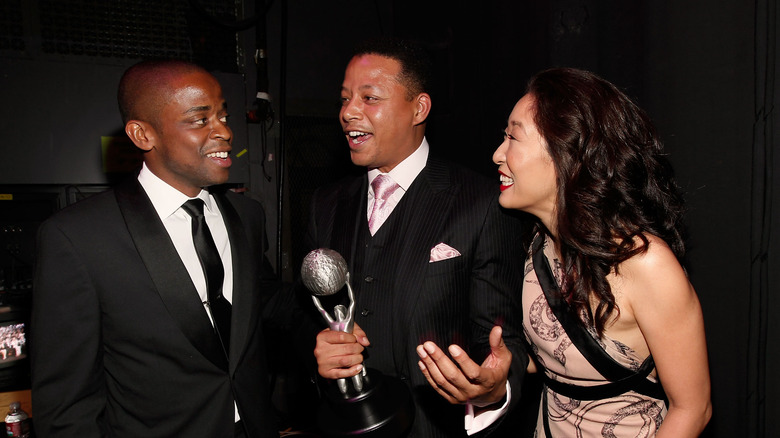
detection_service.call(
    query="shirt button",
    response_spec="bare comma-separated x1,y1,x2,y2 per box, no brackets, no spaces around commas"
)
364,276,375,283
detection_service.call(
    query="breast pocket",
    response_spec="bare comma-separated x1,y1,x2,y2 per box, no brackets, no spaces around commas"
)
426,255,466,277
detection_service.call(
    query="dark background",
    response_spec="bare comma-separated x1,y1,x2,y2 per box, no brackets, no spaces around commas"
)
0,0,777,436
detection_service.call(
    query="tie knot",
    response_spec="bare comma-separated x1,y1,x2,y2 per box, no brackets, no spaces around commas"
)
371,174,399,202
181,198,206,219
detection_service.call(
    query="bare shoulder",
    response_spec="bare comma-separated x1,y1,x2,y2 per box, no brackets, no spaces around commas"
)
619,233,696,310
621,234,680,276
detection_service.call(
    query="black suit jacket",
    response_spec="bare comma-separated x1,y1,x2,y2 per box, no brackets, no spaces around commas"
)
31,178,278,437
302,156,530,437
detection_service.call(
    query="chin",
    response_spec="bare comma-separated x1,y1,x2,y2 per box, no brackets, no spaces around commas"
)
205,175,230,188
497,192,513,207
498,195,524,212
349,152,374,168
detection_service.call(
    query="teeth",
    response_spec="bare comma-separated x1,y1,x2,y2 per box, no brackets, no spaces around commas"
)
207,151,229,159
348,131,367,137
500,175,514,185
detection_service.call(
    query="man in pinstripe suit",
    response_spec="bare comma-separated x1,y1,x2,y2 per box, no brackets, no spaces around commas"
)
301,37,533,437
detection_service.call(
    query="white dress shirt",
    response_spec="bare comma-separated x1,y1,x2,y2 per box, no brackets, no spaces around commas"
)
137,162,240,421
366,137,429,221
138,163,234,307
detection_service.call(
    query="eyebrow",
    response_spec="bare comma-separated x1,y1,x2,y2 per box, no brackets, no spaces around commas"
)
184,105,210,114
506,120,524,133
183,101,228,114
342,84,380,93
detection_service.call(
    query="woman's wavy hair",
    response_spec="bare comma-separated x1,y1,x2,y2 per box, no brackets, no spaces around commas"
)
527,67,686,335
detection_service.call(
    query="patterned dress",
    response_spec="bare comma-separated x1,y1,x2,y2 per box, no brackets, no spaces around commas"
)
523,234,667,437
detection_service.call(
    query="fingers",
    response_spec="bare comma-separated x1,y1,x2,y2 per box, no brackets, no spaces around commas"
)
489,325,505,351
416,341,462,403
447,343,483,382
352,322,370,347
483,325,512,367
415,326,512,406
418,361,459,404
467,326,511,405
416,341,485,403
314,328,365,379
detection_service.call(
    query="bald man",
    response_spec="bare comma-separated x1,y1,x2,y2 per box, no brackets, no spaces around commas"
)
31,60,279,437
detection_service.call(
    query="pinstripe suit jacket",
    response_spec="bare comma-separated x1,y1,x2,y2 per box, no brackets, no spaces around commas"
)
304,155,530,437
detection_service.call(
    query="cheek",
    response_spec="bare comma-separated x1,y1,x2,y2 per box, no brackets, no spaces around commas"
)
509,157,554,197
172,136,207,164
373,104,411,135
542,160,557,189
528,159,553,186
505,149,523,175
364,107,385,129
532,164,558,207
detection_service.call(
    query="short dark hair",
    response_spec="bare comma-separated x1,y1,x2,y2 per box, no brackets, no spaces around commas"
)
351,36,433,100
117,59,207,124
526,67,686,336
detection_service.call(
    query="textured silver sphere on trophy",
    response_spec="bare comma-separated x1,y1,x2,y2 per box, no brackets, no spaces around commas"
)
301,248,349,297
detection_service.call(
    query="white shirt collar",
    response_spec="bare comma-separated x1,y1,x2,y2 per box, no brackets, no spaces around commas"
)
367,137,429,190
137,162,214,220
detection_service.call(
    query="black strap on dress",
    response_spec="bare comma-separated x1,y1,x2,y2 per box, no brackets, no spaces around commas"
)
531,234,666,436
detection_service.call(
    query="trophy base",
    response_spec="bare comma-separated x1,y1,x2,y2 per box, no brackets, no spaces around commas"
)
317,369,414,437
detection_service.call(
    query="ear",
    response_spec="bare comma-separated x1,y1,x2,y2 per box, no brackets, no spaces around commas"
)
413,93,431,125
125,120,155,152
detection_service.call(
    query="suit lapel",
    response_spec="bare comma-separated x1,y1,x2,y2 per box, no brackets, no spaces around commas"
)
115,179,229,372
213,193,256,373
391,158,458,362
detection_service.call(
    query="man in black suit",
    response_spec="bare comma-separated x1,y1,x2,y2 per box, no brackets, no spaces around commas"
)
31,60,278,437
305,38,530,437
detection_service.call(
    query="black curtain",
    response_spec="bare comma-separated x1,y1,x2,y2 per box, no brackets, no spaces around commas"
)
749,0,778,437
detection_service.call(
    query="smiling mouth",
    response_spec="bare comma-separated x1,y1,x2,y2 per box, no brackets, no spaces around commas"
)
206,151,229,159
499,173,514,191
347,130,372,146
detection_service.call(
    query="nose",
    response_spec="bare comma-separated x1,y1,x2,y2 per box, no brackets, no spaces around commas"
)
341,98,361,122
493,137,507,165
211,119,232,143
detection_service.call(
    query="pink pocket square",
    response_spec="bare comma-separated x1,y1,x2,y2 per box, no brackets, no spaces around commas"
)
429,242,461,263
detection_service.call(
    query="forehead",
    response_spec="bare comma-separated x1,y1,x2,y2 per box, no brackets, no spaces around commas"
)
343,54,402,87
162,72,224,110
169,71,222,96
508,94,535,126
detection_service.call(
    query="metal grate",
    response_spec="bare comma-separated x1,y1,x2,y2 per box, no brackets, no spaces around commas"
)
0,0,26,53
2,0,241,71
39,0,193,59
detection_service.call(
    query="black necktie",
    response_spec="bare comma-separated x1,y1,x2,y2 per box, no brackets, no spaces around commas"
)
181,198,231,357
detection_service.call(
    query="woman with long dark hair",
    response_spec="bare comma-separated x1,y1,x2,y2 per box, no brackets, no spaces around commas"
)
492,67,711,436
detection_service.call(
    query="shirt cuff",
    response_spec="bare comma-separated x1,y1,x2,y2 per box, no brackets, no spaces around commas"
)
464,380,511,435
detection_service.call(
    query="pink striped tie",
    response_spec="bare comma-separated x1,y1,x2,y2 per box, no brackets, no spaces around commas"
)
368,174,400,235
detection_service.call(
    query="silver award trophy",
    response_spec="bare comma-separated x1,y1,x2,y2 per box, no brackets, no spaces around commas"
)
301,249,414,438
